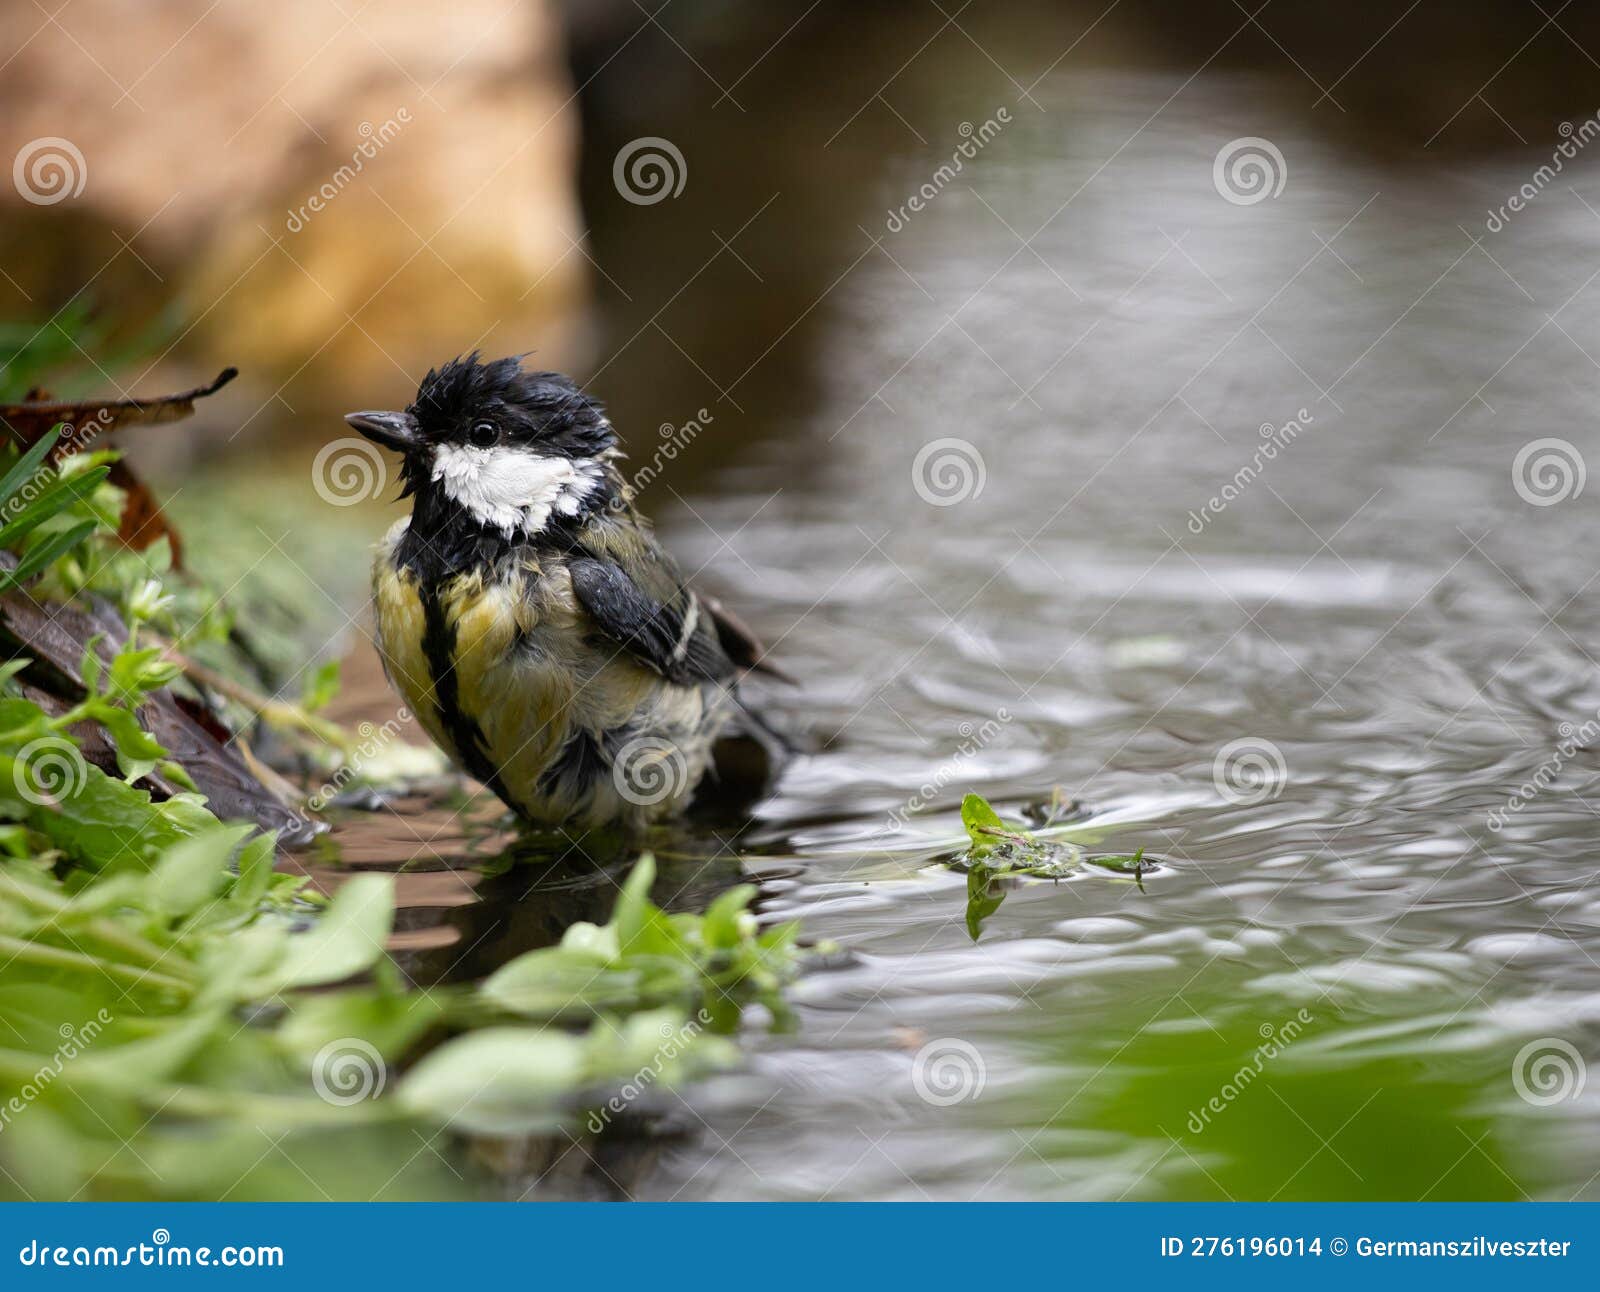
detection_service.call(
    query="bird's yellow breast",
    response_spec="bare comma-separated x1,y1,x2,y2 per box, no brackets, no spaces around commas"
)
370,520,730,826
442,567,575,795
372,530,577,804
372,556,443,744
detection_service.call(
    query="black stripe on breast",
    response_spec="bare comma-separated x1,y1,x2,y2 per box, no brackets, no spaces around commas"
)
537,728,606,797
419,583,519,810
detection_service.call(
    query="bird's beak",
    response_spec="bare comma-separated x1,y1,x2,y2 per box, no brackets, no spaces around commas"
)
344,410,420,452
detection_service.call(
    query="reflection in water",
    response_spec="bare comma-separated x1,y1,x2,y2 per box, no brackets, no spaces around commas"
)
303,5,1600,1199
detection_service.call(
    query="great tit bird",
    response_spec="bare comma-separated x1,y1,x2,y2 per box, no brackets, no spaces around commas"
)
345,352,775,830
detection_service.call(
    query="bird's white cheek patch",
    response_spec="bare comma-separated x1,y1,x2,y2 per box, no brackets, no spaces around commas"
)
431,445,601,536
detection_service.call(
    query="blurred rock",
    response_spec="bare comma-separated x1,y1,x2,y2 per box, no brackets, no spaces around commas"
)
0,0,588,416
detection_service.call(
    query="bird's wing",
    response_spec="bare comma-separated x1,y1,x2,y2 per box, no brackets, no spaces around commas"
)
567,518,736,686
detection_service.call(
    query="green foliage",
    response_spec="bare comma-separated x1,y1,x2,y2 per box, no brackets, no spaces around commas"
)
1087,846,1150,878
0,427,105,599
0,302,182,403
399,1011,736,1136
0,811,780,1197
480,853,809,1030
959,791,1078,876
300,658,341,713
0,664,802,1196
0,321,815,1200
956,793,1153,939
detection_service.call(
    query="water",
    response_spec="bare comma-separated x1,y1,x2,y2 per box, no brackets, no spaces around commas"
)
307,51,1600,1199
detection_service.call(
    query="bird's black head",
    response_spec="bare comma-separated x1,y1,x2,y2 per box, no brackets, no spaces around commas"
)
345,353,617,541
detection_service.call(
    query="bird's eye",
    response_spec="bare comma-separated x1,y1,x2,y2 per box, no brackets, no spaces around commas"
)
467,421,498,449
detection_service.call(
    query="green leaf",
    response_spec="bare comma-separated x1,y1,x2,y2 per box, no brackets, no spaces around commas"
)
478,855,804,1025
0,694,53,744
961,792,1011,858
956,791,1077,876
15,756,211,871
965,866,1006,941
0,1107,85,1201
1086,846,1152,891
613,852,657,951
232,830,278,910
79,639,103,695
0,982,104,1050
82,700,169,783
0,426,61,510
0,519,97,590
1089,846,1147,875
397,1028,588,1135
483,946,667,1018
559,920,618,960
148,824,251,918
0,466,110,550
193,922,289,1006
257,873,394,992
702,884,758,950
584,1007,737,1091
278,987,448,1065
73,1008,227,1085
107,646,181,703
301,659,341,713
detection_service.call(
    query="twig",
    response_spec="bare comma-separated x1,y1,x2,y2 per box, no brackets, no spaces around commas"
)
155,645,350,751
